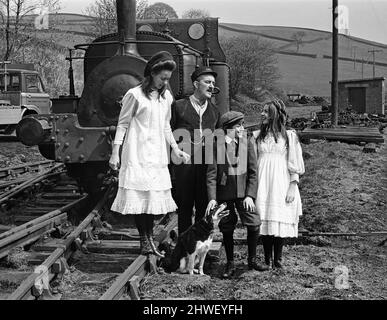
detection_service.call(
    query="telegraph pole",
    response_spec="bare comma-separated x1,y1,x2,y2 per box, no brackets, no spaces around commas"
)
353,46,357,70
368,49,382,78
1,61,11,92
331,0,339,126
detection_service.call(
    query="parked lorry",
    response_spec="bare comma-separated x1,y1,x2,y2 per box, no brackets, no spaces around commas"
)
0,63,51,134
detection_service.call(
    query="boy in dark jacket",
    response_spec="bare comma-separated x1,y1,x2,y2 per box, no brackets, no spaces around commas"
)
206,111,269,278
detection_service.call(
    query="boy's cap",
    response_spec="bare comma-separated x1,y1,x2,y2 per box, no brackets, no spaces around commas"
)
191,66,217,82
220,111,244,128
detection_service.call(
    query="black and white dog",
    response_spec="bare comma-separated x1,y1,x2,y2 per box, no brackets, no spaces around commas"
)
160,203,229,275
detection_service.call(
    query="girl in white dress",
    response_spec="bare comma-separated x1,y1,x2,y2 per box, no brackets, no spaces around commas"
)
254,99,305,269
109,51,189,257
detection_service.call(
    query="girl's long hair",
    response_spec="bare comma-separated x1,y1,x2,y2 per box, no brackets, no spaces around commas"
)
141,60,176,99
257,99,289,148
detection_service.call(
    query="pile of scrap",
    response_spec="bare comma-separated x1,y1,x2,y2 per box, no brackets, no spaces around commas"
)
309,109,386,129
299,126,384,144
337,109,385,127
288,117,310,131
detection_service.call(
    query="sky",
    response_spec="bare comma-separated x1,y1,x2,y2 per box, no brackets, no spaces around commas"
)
59,0,387,45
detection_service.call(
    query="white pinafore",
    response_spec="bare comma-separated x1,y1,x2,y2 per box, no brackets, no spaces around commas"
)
111,86,177,215
255,130,305,237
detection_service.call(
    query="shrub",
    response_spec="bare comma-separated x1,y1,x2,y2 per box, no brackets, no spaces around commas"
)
220,36,281,100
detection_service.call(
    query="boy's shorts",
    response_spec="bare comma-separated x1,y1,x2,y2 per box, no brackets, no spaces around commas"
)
218,199,261,233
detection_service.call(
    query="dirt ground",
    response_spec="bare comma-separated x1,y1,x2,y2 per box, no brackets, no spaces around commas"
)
0,137,45,168
0,121,386,300
140,131,387,300
141,236,385,300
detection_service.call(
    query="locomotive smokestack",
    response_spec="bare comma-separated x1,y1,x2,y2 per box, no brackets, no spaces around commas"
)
116,0,139,56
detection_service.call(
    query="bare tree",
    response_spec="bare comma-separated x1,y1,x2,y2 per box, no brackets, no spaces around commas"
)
220,36,280,100
0,0,81,97
84,0,149,36
136,0,148,19
182,8,210,19
0,0,61,60
143,2,178,19
291,31,305,52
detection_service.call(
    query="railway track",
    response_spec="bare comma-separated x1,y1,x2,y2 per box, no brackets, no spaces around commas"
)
99,211,177,300
0,169,178,300
0,160,57,180
0,161,205,301
0,196,87,260
0,163,67,207
0,162,80,225
0,161,62,195
0,163,87,297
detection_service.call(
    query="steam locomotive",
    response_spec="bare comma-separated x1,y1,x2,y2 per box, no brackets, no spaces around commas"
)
16,0,230,194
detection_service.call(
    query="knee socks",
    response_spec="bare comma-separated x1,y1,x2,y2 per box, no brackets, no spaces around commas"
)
222,232,234,262
247,228,258,260
273,236,284,262
134,214,146,237
261,235,274,264
145,214,154,236
134,214,155,236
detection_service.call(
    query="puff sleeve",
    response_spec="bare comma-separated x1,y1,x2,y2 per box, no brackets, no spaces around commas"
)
164,90,178,151
287,130,305,183
113,91,138,145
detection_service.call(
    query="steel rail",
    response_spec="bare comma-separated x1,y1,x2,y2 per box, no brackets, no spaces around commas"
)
0,195,87,241
0,160,55,179
0,163,65,205
0,177,30,189
100,212,177,300
0,213,68,260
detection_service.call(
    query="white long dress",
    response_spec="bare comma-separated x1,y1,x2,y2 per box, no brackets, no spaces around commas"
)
110,86,178,215
254,130,305,237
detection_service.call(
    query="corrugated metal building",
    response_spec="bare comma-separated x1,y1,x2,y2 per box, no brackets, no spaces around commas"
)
337,77,385,115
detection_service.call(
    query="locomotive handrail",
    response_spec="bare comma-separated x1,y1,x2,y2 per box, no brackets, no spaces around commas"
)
66,53,201,61
74,39,203,55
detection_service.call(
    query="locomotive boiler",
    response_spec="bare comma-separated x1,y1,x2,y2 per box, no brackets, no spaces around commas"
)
16,0,230,194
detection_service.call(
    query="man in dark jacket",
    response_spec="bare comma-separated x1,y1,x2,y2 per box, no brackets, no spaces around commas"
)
206,111,269,278
171,66,221,235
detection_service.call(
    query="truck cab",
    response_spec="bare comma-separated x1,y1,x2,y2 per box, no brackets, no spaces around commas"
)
0,63,50,134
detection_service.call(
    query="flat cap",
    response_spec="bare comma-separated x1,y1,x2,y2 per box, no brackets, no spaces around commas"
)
191,66,217,82
219,111,244,128
144,51,175,77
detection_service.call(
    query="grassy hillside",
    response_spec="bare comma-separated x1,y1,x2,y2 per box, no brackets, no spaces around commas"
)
9,13,387,97
219,23,387,96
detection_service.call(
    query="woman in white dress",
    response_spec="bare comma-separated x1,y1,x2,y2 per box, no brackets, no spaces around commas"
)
254,99,305,269
109,51,189,257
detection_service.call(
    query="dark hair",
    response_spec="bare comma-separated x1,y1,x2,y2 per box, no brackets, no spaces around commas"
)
257,99,289,148
141,60,176,99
